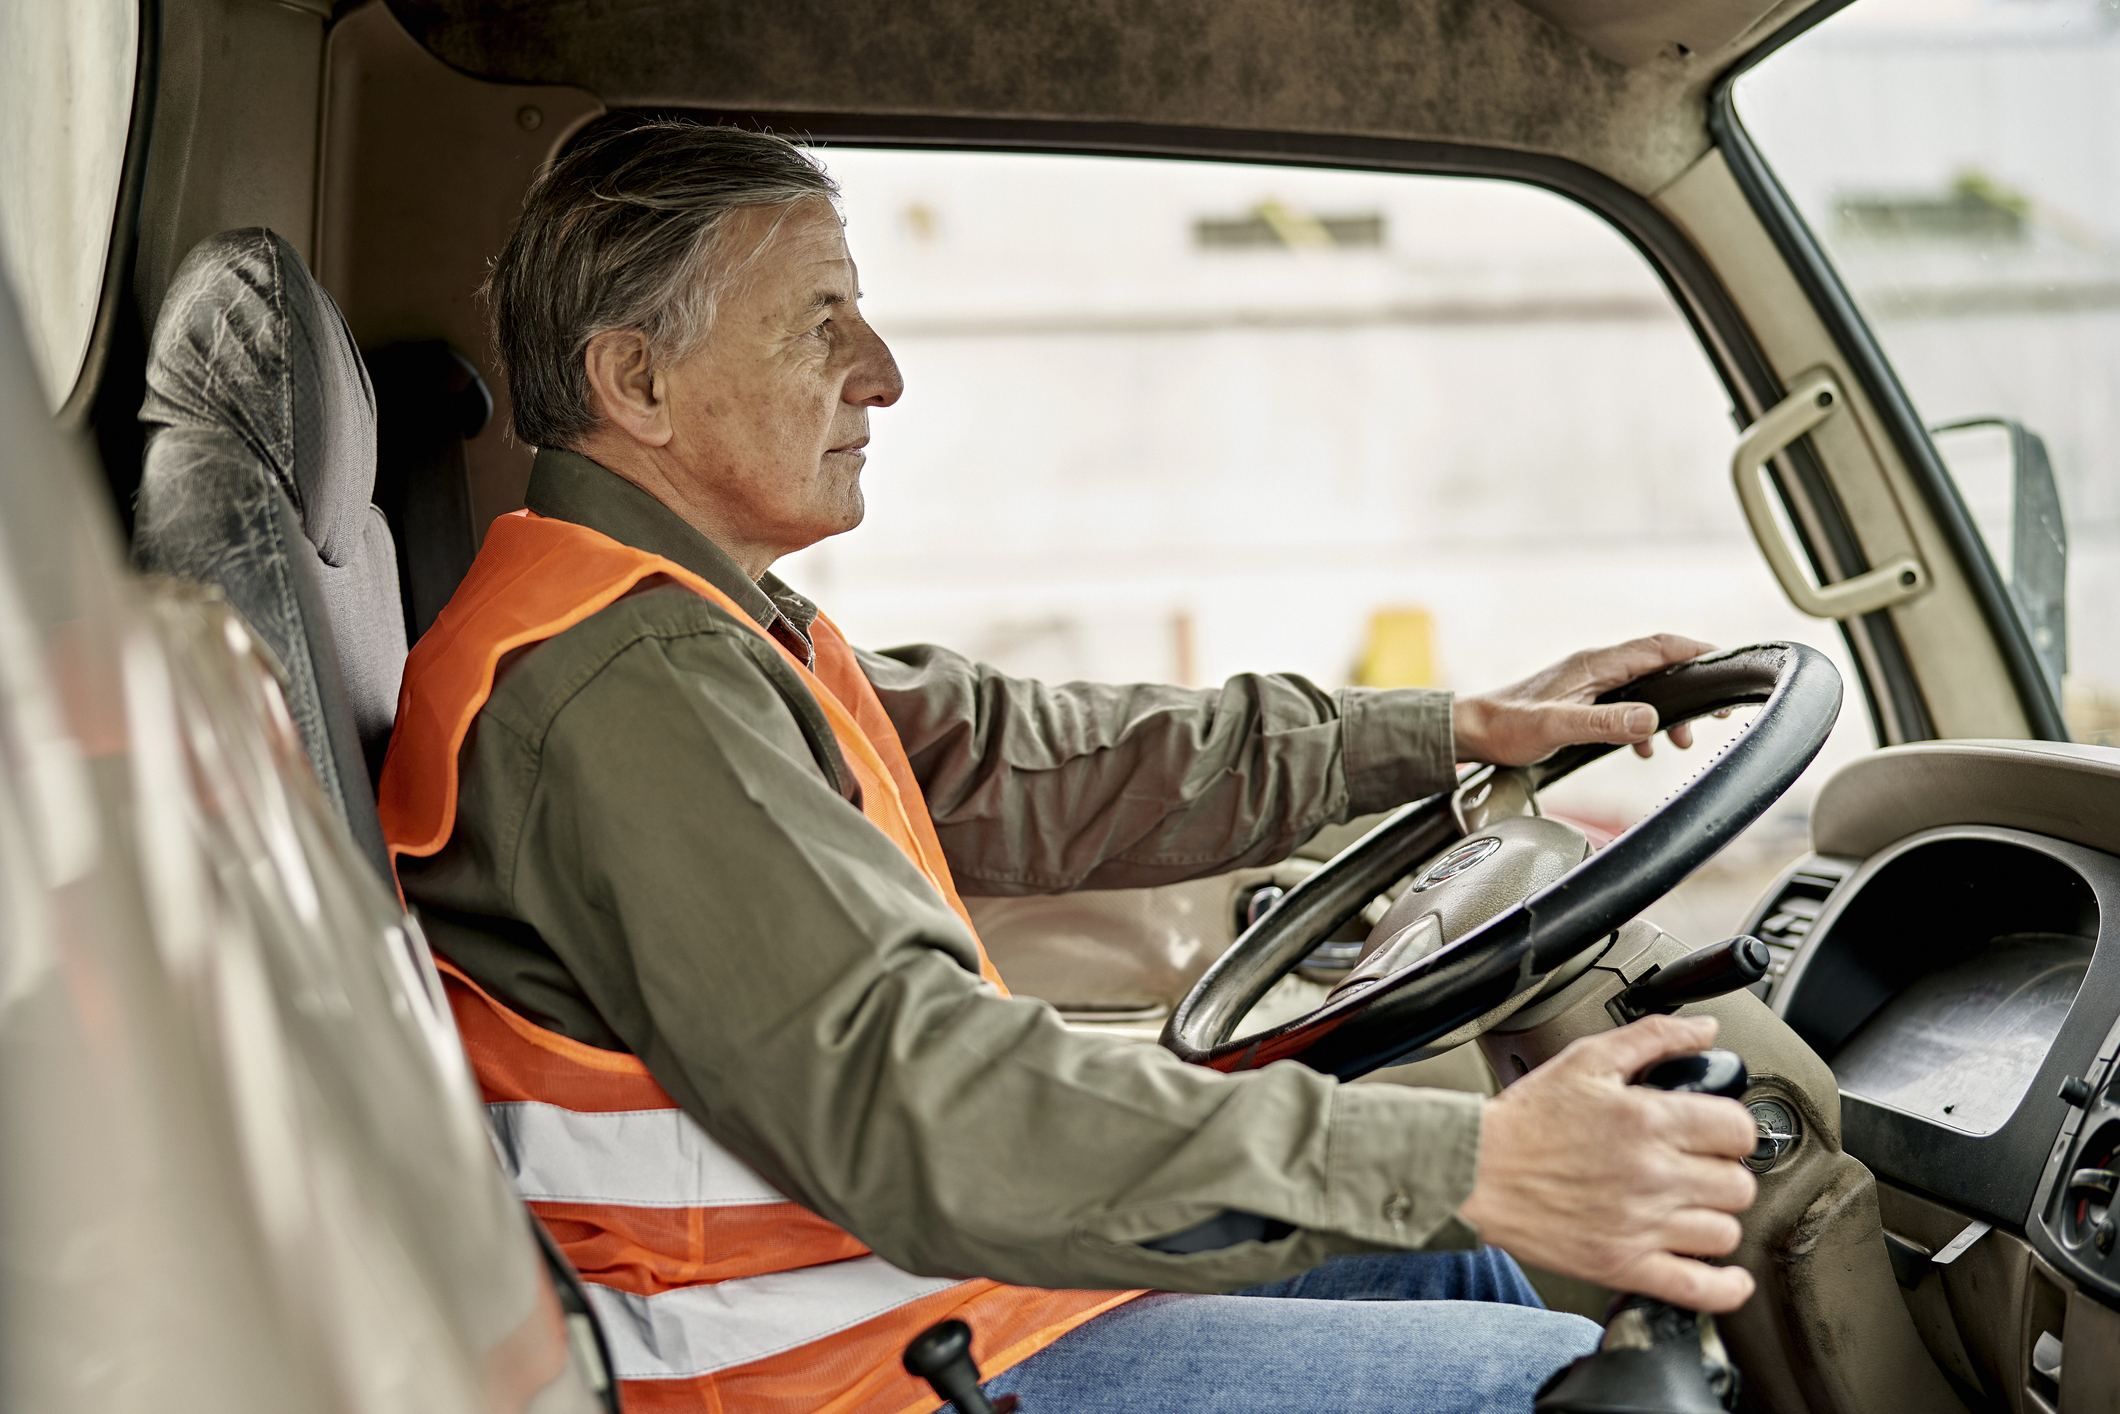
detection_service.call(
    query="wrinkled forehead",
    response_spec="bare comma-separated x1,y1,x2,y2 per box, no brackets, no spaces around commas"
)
716,198,853,297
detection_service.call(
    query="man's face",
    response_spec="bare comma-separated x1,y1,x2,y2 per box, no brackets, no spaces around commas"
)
657,198,902,563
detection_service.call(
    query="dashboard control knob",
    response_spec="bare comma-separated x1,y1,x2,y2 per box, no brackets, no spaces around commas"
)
2060,1075,2095,1108
2097,1218,2117,1258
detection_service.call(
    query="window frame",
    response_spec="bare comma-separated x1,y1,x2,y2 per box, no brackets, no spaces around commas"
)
606,106,1932,744
1709,0,2071,742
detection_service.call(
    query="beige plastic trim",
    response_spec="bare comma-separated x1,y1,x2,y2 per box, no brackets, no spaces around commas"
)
1733,369,1930,620
1809,738,2120,860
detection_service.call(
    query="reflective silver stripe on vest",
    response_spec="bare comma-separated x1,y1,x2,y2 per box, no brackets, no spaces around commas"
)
488,1101,787,1208
583,1257,971,1379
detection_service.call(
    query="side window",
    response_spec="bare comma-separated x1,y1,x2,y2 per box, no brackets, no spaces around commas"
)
780,150,1874,942
1736,1,2120,743
0,0,139,410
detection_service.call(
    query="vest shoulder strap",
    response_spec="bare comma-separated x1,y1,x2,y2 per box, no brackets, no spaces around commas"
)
378,510,1002,987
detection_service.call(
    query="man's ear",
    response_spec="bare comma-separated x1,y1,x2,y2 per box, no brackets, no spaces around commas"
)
582,329,674,448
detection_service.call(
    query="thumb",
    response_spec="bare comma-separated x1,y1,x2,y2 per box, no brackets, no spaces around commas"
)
1563,1014,1721,1080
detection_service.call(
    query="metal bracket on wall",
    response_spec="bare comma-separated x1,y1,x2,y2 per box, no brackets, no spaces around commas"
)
1733,369,1930,621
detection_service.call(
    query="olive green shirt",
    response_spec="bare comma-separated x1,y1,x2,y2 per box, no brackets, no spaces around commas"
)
403,448,1483,1294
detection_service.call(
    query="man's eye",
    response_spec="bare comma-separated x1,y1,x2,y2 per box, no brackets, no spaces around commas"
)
809,318,832,337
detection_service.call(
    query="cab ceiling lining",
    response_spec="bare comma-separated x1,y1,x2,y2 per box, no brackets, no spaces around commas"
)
381,0,1818,197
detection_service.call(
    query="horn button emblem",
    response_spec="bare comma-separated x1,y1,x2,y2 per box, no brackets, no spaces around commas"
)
1411,836,1504,892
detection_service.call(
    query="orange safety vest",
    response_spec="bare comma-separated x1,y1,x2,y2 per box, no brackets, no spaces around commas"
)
378,510,1138,1414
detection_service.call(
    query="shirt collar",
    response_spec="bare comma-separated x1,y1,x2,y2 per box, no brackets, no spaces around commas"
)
524,448,819,637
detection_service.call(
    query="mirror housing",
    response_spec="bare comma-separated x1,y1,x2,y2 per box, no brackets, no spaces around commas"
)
1932,417,2068,703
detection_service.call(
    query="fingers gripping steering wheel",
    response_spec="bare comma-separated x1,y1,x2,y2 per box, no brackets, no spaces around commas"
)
1160,643,1843,1081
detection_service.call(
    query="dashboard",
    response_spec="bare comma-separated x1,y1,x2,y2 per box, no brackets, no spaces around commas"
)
1770,827,2112,1226
1745,741,2120,1407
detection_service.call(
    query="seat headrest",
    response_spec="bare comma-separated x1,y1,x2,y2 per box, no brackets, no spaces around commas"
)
141,228,377,567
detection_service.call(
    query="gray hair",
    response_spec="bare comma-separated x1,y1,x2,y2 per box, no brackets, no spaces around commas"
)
487,120,838,449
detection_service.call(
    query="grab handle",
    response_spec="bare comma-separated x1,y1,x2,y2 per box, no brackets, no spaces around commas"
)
1732,371,1928,620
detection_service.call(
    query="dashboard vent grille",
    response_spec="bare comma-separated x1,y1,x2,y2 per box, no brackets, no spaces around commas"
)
1746,862,1853,997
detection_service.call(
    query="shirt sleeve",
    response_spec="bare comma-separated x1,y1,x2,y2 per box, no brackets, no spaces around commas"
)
855,643,1457,896
480,614,1484,1294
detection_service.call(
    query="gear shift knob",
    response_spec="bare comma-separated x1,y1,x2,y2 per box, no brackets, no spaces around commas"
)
1636,1048,1749,1099
1534,1050,1750,1413
903,1319,1018,1414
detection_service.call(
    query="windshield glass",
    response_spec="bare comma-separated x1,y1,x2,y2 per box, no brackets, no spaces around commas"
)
1735,0,2120,744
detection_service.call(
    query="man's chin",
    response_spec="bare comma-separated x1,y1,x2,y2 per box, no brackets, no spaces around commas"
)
830,486,865,535
785,498,864,555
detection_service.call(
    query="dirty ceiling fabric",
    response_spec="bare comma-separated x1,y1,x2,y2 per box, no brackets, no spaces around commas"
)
380,0,1784,194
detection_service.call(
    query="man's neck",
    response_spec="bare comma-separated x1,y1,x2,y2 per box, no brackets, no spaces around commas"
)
566,435,778,581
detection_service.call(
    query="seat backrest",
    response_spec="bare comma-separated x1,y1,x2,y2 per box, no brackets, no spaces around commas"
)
133,227,405,881
365,340,490,644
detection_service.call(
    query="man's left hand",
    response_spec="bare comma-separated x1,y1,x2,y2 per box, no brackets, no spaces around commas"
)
1451,633,1715,767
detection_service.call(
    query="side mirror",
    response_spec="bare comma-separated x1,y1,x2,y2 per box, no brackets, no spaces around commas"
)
1931,417,2067,702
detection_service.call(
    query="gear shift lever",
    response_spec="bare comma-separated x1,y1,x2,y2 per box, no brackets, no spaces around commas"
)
903,1319,1019,1414
1534,1049,1750,1413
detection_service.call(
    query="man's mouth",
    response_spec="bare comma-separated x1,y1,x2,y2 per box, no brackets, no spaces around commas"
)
827,438,869,456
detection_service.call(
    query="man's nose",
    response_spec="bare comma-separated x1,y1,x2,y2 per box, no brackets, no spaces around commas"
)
845,322,904,408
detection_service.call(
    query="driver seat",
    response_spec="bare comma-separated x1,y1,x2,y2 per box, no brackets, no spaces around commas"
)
133,227,405,881
129,225,621,1403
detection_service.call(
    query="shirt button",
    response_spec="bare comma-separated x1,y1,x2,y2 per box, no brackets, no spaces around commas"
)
1383,1193,1412,1224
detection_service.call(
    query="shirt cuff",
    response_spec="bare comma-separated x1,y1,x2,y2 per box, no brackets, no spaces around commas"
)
1324,1082,1485,1251
1336,687,1456,816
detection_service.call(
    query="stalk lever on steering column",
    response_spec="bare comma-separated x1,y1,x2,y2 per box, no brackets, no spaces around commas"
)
1535,1049,1751,1414
1611,938,1771,1024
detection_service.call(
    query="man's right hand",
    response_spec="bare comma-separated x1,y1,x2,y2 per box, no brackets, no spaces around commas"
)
1458,1015,1761,1312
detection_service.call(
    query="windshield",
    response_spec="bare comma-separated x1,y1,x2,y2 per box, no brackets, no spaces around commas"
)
777,148,1873,946
1735,0,2120,744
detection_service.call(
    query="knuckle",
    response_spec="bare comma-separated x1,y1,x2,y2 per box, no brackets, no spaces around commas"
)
1615,1148,1666,1193
1672,1265,1715,1306
1587,1239,1637,1283
1704,1213,1745,1256
1608,1094,1658,1143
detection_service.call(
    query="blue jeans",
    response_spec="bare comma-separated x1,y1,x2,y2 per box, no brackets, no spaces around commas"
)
985,1250,1600,1413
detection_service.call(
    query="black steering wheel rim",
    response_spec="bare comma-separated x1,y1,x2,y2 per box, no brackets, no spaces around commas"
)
1159,642,1843,1080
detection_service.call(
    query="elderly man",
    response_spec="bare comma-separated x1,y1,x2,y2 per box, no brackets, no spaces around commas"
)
381,121,1759,1414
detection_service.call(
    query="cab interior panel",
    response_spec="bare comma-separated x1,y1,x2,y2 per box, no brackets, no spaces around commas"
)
16,1,2120,1411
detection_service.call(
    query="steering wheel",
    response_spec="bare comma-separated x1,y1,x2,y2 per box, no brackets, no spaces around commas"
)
1161,643,1842,1080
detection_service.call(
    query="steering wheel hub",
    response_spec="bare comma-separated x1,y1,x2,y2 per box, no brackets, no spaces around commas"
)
1411,836,1505,890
